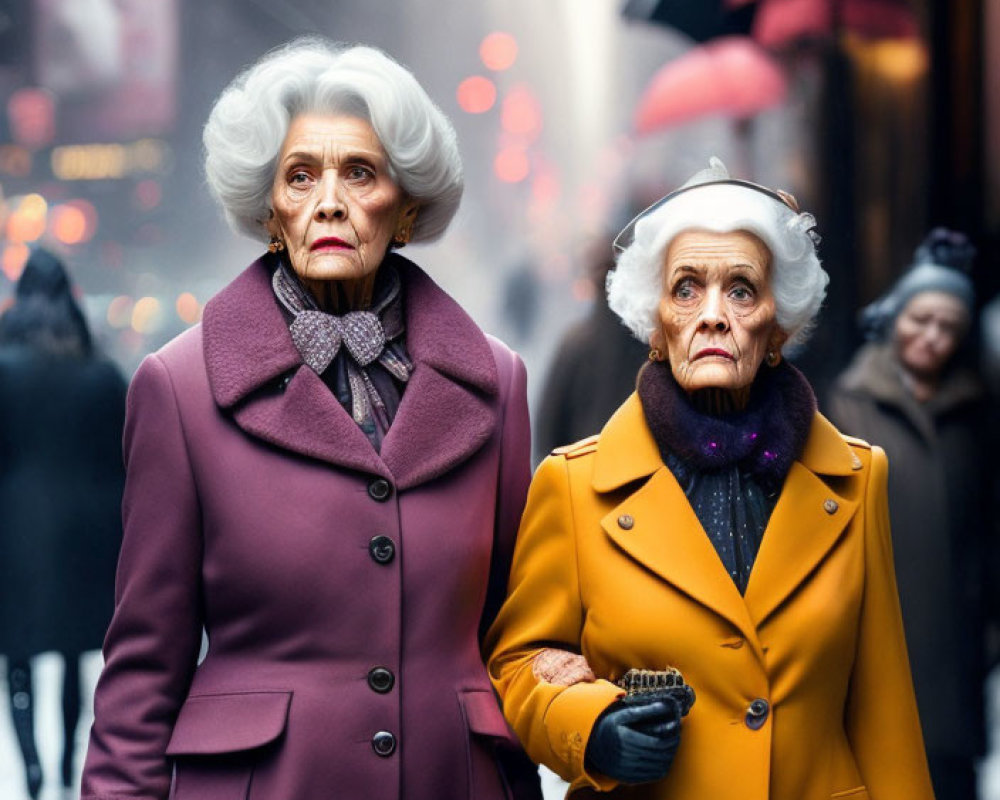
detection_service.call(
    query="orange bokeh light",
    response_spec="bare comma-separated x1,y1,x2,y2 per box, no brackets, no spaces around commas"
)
480,32,518,72
50,205,86,245
6,194,48,243
456,76,497,114
494,147,530,183
132,296,164,334
2,243,29,281
176,292,201,325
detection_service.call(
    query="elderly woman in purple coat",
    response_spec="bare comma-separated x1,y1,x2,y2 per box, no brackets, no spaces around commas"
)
80,39,540,800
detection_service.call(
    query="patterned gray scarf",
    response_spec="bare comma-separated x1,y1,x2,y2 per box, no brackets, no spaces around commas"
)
272,260,413,437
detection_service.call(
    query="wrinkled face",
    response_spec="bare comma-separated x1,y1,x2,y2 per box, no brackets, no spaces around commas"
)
650,229,787,393
268,113,418,285
893,290,968,379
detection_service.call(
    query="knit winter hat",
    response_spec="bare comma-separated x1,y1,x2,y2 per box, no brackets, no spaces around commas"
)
859,227,975,340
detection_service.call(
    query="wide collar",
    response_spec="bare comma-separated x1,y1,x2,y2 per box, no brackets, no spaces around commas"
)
202,253,499,488
594,391,859,663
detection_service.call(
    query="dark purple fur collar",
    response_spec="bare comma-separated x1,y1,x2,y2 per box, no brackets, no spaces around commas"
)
638,360,816,492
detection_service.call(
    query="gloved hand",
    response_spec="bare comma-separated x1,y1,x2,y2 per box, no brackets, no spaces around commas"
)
583,694,681,785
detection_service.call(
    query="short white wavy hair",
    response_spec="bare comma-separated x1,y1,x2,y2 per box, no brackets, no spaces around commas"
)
607,159,829,351
203,38,463,243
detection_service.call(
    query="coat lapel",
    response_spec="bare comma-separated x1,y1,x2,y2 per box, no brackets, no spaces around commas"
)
593,395,764,661
202,254,497,486
742,413,859,627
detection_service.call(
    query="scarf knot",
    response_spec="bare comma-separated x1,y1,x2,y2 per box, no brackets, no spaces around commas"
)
290,309,387,373
271,258,412,449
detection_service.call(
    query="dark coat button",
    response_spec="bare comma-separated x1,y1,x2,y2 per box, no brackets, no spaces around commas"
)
369,535,396,565
745,698,770,730
372,730,396,757
367,667,395,694
368,478,392,502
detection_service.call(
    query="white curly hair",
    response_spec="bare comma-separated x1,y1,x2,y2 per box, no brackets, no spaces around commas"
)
203,38,463,244
606,158,829,352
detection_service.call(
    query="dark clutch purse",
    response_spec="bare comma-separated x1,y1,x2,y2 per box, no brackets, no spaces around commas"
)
615,668,696,717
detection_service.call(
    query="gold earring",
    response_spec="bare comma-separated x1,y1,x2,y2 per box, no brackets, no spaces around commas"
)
766,350,780,367
648,348,662,362
392,223,412,248
267,235,285,254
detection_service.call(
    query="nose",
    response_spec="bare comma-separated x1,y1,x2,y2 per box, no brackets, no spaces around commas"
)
697,289,729,333
314,174,347,221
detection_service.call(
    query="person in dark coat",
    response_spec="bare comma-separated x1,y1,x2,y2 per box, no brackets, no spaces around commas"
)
826,227,991,800
0,247,126,798
535,235,649,459
80,39,541,800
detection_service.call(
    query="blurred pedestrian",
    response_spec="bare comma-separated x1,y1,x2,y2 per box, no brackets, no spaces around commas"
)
0,247,126,798
80,39,540,800
534,233,648,458
826,227,991,800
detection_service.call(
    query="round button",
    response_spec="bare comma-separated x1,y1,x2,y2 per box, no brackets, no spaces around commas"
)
745,698,769,730
367,667,395,694
617,514,634,530
372,730,396,757
368,478,392,502
369,535,396,565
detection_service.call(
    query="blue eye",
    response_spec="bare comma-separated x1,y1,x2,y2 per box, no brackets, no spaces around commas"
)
673,278,697,300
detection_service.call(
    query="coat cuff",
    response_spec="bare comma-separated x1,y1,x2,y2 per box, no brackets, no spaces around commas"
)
543,679,624,792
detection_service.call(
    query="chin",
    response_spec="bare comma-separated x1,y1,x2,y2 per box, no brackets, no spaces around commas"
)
297,255,371,283
677,364,749,394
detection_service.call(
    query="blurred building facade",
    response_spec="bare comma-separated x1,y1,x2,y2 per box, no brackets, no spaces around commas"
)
0,0,995,395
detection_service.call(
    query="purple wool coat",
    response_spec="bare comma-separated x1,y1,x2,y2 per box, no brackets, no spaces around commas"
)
80,254,539,800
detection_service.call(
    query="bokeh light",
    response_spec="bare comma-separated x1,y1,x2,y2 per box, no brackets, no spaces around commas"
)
501,85,543,138
7,87,56,149
494,147,530,183
480,32,518,72
131,296,164,334
51,205,86,244
6,194,48,243
456,76,497,114
135,179,163,211
176,292,201,325
107,295,135,329
2,243,30,282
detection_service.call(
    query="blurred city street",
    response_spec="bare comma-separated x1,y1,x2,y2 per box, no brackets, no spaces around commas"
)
1,2,999,799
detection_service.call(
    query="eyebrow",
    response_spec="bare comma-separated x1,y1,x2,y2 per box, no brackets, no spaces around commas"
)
280,148,384,166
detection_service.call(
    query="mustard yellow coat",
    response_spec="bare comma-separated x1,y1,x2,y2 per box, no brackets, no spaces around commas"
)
486,393,934,800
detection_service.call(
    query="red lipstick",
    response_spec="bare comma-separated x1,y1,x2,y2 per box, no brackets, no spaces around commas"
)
310,237,353,251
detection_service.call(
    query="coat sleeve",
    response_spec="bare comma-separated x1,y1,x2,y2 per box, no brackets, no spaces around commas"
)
485,454,623,794
81,354,205,800
844,445,935,799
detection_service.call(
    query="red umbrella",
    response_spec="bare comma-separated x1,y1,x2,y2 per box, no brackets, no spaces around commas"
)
752,0,918,48
633,36,788,135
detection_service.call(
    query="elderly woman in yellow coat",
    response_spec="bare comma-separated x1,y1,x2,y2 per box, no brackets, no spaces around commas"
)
486,159,934,800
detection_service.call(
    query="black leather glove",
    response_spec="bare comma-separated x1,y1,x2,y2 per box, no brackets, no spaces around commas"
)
584,693,681,785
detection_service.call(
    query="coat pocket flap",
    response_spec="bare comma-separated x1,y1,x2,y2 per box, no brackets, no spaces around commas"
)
459,689,513,740
166,691,292,756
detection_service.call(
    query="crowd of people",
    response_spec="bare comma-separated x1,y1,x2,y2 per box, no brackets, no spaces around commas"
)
1,36,996,800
